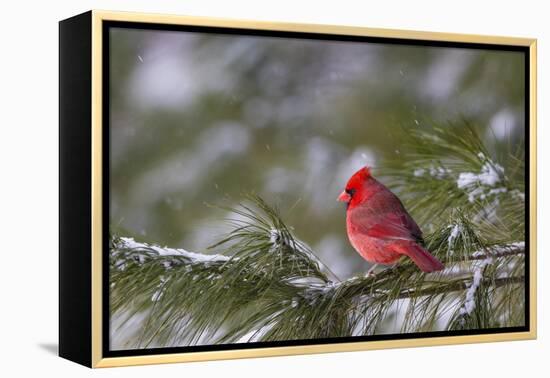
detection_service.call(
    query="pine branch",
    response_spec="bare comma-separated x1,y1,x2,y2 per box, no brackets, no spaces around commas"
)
111,237,524,291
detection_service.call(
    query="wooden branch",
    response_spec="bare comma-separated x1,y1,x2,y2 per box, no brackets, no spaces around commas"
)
456,245,525,262
395,276,524,299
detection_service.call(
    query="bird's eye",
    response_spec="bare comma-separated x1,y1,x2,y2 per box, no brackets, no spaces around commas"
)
346,188,356,197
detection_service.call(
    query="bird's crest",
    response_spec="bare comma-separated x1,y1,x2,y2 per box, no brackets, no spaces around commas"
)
346,166,372,189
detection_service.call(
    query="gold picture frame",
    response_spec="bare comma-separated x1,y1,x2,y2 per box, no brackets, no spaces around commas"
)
59,9,537,368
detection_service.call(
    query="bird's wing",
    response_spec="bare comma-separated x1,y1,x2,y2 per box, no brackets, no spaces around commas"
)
349,207,423,243
366,215,421,241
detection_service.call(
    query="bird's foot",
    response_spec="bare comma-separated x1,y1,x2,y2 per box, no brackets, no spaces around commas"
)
365,264,379,277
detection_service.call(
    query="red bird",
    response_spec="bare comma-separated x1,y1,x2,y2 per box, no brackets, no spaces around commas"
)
338,166,444,273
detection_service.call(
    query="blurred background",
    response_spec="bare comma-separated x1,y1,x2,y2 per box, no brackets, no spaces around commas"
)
109,27,525,279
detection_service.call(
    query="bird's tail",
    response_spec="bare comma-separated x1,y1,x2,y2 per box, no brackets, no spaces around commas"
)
395,242,444,273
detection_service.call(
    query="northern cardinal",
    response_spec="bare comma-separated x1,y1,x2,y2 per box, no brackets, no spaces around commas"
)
338,166,444,273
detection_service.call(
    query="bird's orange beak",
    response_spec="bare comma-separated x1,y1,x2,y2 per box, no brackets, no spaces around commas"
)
337,191,351,202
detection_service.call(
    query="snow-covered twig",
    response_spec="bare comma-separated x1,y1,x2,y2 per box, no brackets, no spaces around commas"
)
112,237,231,272
458,242,525,262
119,237,230,262
460,257,492,316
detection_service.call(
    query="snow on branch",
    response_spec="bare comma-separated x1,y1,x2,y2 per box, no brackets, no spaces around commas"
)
120,236,230,262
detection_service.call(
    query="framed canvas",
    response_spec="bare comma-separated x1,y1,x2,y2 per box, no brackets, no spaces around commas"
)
59,10,537,368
